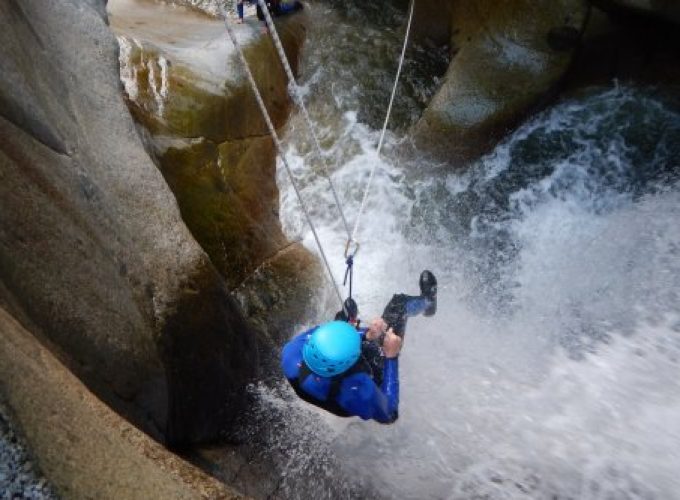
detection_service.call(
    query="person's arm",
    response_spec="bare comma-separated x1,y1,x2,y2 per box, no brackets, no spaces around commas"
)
335,372,397,423
377,330,401,422
336,329,402,423
380,357,399,421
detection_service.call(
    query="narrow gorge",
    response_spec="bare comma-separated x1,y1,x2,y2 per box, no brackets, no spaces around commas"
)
1,0,679,498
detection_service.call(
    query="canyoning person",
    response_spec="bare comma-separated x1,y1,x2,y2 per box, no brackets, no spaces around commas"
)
256,0,277,21
236,0,244,23
257,0,301,22
277,0,303,15
281,271,437,423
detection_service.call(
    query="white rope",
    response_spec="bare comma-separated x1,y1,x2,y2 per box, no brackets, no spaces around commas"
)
257,0,353,244
219,8,344,308
350,0,415,244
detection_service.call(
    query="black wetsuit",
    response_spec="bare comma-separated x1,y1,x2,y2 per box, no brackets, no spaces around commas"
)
339,294,431,385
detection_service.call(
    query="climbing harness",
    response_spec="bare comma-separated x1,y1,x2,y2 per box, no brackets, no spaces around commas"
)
221,0,415,305
219,8,344,308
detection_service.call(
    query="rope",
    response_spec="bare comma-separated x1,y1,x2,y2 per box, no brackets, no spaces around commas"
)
257,0,353,244
342,254,354,300
219,8,344,308
350,0,415,244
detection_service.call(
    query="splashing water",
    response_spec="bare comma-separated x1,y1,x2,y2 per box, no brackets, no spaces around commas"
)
261,2,680,498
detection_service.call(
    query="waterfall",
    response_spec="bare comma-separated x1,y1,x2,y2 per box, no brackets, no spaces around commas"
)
272,2,680,497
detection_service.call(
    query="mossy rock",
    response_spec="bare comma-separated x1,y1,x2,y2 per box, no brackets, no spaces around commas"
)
158,135,287,289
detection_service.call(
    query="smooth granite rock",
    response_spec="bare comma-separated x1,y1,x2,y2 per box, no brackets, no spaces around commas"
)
411,0,590,164
0,307,245,499
0,0,258,445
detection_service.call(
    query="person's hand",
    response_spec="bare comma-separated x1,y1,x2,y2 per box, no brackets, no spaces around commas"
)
382,329,402,359
366,317,387,341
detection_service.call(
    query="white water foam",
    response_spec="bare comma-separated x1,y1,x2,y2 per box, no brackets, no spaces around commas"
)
277,83,680,499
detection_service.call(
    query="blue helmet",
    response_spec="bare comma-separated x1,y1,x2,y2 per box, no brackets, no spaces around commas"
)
303,321,361,377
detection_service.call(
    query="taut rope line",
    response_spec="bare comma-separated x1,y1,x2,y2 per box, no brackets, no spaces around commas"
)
222,0,415,303
219,8,345,308
350,0,415,245
257,0,354,246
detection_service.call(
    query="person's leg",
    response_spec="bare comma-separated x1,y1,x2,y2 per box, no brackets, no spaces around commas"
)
382,294,421,337
382,271,437,338
237,2,244,22
419,270,437,316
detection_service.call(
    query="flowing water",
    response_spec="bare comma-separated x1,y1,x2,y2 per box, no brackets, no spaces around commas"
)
259,1,680,498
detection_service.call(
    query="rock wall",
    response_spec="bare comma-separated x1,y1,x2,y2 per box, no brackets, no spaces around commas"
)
410,0,454,46
411,0,590,164
0,307,244,499
0,0,257,445
111,1,322,348
410,0,680,165
168,0,231,18
565,3,680,90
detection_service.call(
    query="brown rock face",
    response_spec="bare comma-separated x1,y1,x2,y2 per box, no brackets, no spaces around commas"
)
111,2,322,343
0,306,245,499
410,0,455,46
0,0,257,445
411,0,590,164
157,135,287,289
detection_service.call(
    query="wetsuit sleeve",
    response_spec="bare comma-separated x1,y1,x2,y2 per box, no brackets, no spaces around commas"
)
336,358,399,424
281,328,315,379
381,357,399,421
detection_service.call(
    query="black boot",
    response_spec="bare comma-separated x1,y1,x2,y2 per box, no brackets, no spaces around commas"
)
419,270,437,316
334,297,358,323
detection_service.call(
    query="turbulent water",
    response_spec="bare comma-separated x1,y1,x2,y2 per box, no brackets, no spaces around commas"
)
247,1,680,499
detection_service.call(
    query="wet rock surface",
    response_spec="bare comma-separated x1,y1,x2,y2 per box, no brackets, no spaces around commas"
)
566,3,680,90
409,0,680,166
189,382,382,500
110,0,321,338
411,0,590,164
0,0,257,446
0,307,245,499
597,0,680,24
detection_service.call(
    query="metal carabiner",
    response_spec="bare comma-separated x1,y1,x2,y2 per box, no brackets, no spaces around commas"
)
344,239,360,259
